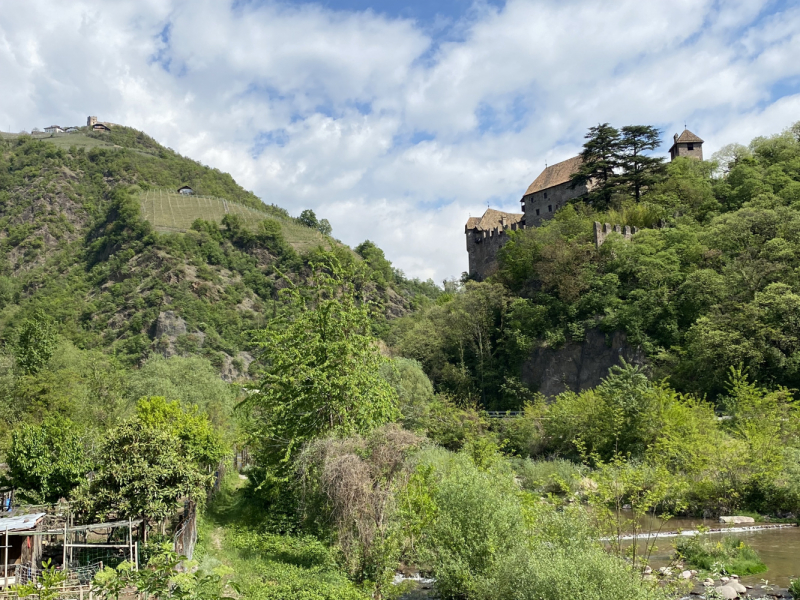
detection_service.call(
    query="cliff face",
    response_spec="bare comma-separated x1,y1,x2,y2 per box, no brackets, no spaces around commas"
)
521,329,647,398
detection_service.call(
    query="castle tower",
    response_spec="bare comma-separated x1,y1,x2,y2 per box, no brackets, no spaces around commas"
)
87,116,98,127
465,208,524,280
669,129,703,161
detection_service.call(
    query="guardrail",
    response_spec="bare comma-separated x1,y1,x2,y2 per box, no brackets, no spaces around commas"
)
484,411,522,418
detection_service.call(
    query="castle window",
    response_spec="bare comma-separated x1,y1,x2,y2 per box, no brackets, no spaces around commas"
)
548,205,552,212
544,192,548,199
535,209,540,216
687,143,694,151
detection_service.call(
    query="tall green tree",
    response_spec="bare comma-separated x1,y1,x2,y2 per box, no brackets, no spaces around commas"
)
15,311,58,375
297,209,319,229
246,256,399,478
617,125,665,201
571,123,621,208
3,417,88,503
72,419,210,527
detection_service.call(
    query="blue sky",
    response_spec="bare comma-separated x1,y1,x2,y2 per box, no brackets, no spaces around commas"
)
2,0,800,281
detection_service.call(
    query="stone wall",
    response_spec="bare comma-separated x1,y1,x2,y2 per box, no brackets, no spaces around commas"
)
594,222,639,248
466,222,523,280
520,329,647,398
670,142,703,161
522,180,588,227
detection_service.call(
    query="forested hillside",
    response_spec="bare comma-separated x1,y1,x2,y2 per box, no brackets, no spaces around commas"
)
388,122,800,405
1,131,438,345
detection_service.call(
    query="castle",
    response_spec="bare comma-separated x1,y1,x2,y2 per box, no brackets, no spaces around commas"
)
465,128,704,279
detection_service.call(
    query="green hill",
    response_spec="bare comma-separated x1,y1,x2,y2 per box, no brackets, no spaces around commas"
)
0,125,438,381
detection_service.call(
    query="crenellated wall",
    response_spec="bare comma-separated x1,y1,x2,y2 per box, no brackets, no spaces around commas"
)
594,221,639,248
466,221,525,280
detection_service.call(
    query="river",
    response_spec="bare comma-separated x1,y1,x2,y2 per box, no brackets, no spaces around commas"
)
618,514,800,587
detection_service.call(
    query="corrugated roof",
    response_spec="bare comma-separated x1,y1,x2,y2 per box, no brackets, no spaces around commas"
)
675,129,703,144
0,512,46,532
465,208,523,231
523,155,583,196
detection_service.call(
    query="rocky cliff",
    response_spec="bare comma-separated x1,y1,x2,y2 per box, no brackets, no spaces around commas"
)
521,329,647,398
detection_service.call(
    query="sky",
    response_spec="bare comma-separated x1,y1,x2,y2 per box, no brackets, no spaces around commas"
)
2,0,800,283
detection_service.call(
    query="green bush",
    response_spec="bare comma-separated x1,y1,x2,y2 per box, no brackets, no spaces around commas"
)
482,540,667,600
422,451,523,599
789,577,800,599
675,535,767,575
420,449,667,600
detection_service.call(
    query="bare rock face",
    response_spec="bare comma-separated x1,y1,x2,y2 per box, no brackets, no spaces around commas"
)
154,311,187,339
220,351,255,382
521,329,647,398
152,310,188,357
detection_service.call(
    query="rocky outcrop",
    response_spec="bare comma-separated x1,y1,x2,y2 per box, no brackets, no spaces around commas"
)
154,310,187,339
719,516,756,524
521,329,647,398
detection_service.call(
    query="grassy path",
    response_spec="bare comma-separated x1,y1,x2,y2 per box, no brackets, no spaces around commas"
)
194,477,368,600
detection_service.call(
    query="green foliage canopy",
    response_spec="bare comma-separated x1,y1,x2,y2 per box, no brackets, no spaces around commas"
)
246,257,399,478
3,417,88,504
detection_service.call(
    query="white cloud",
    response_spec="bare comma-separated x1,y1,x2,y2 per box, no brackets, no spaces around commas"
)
1,0,799,281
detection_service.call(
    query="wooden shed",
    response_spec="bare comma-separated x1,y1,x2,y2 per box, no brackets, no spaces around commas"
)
0,512,46,587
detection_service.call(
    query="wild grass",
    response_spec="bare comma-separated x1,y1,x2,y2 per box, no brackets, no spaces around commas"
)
675,535,767,576
789,577,800,599
512,457,588,495
195,473,368,600
1,132,118,151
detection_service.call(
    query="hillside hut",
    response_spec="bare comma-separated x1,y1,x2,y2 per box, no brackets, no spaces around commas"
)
0,512,45,587
177,186,194,195
92,123,111,132
44,125,64,134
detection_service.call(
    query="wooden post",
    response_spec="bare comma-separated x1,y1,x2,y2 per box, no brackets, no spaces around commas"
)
128,518,133,566
63,521,68,574
4,528,8,589
134,542,138,571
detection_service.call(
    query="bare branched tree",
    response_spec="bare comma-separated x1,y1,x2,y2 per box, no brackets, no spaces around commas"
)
298,425,424,599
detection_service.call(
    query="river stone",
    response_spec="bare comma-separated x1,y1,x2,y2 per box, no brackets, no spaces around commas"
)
729,581,746,593
720,577,730,583
715,585,739,599
719,515,756,524
680,570,693,579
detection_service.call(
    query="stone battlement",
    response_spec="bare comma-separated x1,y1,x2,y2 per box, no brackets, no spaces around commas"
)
470,221,526,240
593,222,639,248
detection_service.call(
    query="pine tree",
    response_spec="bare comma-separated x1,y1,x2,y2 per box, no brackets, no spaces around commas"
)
571,123,621,209
618,125,665,201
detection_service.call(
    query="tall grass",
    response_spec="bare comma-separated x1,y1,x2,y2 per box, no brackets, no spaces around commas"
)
512,458,587,495
675,535,767,576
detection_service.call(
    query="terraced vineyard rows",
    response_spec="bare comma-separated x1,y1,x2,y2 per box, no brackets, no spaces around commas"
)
139,190,274,231
138,190,332,252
